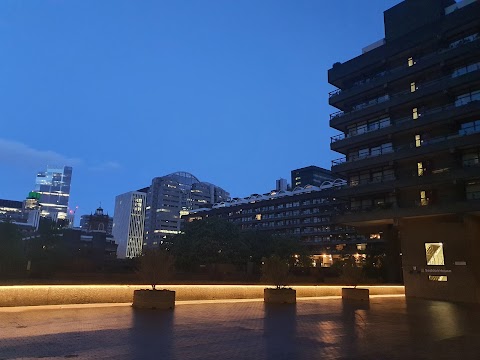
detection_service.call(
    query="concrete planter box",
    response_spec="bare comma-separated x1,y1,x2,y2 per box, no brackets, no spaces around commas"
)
264,288,296,304
342,287,369,301
132,289,175,309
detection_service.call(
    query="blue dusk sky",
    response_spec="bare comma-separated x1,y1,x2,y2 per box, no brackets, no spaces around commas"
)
0,0,401,220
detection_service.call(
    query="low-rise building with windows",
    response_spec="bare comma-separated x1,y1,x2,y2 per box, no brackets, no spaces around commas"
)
184,179,384,267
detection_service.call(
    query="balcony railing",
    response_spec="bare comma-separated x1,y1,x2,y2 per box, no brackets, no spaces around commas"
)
302,236,368,244
348,174,396,187
328,32,479,99
329,64,480,121
332,126,480,167
331,121,392,143
348,202,396,213
330,95,389,120
342,195,480,217
467,191,480,200
331,90,480,144
328,89,342,97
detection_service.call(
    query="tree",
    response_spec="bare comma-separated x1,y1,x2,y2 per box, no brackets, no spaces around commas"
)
172,218,247,271
262,255,290,289
363,243,387,282
269,235,302,262
172,218,304,273
340,257,365,288
138,248,175,290
0,221,25,276
296,253,314,268
26,218,68,277
240,230,275,264
241,232,301,264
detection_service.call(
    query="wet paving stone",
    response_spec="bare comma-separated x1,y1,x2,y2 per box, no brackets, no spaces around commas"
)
1,297,480,359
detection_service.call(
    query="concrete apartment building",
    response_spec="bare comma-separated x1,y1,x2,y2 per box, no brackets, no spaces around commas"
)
328,0,480,302
184,174,382,267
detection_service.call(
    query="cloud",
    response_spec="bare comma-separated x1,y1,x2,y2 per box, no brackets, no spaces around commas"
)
0,138,81,169
89,161,122,172
0,138,121,173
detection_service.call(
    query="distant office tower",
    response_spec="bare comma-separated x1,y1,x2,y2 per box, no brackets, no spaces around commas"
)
80,207,113,234
275,178,288,191
291,166,338,188
112,189,147,258
0,194,41,230
144,172,229,247
34,166,72,220
0,199,25,223
23,191,42,230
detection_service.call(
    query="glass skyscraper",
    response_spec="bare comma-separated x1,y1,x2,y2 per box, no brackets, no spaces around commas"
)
34,166,72,220
144,171,230,247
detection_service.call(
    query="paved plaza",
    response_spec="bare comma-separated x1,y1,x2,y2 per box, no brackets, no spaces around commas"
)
1,296,480,359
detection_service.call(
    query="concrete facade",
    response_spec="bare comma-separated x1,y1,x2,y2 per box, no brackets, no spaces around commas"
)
328,0,480,302
401,215,480,303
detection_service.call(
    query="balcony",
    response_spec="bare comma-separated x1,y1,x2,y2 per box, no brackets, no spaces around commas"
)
329,94,390,121
331,119,480,171
335,162,480,198
301,236,368,246
334,175,397,197
331,120,392,144
334,197,480,226
329,29,479,99
330,64,480,130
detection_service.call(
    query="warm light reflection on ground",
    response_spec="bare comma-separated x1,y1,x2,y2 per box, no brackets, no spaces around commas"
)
0,294,406,312
2,297,475,359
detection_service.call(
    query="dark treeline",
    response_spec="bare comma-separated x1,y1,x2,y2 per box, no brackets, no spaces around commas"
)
0,218,389,283
169,217,305,272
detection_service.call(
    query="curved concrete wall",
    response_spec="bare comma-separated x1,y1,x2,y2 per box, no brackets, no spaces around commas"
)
0,285,405,307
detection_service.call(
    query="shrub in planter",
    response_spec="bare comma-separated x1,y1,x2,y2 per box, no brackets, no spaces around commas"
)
341,258,369,301
132,249,176,310
262,255,296,304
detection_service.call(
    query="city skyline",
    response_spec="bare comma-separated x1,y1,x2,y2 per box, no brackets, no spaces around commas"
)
0,0,401,217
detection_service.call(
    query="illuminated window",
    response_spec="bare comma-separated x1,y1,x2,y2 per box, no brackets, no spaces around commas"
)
429,275,447,281
420,190,429,206
408,57,415,67
417,162,425,176
356,243,366,251
255,214,262,221
349,175,359,187
410,82,416,92
466,181,480,200
415,134,422,147
413,107,419,120
425,243,445,265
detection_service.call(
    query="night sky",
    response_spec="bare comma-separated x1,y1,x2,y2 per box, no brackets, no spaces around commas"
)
0,0,401,221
